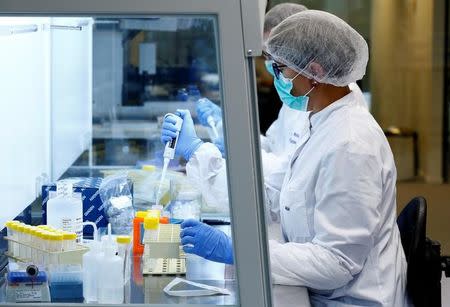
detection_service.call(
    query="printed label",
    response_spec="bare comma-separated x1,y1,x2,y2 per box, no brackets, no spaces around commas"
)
61,217,83,243
15,289,42,302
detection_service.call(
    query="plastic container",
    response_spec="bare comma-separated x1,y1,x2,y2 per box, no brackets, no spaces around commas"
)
132,211,147,255
46,182,83,242
143,215,160,242
160,217,170,224
82,240,103,303
5,221,17,257
49,264,83,302
23,226,33,260
16,224,26,259
30,228,39,262
97,224,124,304
62,232,77,251
170,190,201,220
34,230,45,264
82,222,102,303
6,271,50,303
50,233,63,265
116,236,132,283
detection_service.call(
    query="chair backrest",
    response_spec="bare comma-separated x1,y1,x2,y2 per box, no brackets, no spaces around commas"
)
397,196,427,307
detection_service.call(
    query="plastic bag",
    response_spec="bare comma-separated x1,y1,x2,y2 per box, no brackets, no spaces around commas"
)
99,173,135,235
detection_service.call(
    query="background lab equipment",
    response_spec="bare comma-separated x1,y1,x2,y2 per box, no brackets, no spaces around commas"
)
0,0,310,306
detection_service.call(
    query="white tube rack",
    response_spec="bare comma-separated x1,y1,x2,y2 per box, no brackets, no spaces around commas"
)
4,236,89,267
142,224,186,275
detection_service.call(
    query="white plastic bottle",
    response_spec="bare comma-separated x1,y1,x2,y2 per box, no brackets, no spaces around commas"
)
82,222,102,303
97,224,124,304
116,236,131,283
47,181,83,242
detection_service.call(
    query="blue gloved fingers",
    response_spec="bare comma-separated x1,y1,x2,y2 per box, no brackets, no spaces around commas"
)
160,128,177,144
181,218,201,229
162,121,179,133
180,227,199,238
161,135,173,143
197,110,213,126
197,103,213,115
183,245,196,254
175,109,190,119
196,98,218,126
161,129,177,139
164,115,178,125
181,236,196,246
166,110,203,160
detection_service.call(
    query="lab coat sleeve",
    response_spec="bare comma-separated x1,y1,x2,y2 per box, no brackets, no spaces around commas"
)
186,142,229,212
260,134,270,152
261,117,281,153
270,143,382,290
186,142,287,221
261,150,290,223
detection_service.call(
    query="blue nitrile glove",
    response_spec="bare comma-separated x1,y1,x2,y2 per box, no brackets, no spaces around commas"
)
180,219,234,264
160,109,203,161
196,98,222,127
213,137,226,158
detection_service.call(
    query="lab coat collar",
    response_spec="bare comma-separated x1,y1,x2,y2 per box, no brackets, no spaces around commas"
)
309,91,355,133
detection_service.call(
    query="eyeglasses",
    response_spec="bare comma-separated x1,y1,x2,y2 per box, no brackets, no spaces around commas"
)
272,62,287,80
262,50,272,61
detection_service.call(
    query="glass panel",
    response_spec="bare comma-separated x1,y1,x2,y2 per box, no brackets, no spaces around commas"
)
0,15,238,306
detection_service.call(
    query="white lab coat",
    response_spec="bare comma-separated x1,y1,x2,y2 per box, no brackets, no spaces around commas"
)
190,84,368,236
270,91,410,306
186,88,409,306
260,82,368,223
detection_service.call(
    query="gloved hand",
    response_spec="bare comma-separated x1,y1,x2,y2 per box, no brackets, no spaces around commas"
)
160,109,203,161
196,98,222,127
180,219,234,264
213,137,226,158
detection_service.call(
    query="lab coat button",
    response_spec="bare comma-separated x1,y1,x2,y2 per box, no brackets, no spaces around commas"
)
284,206,290,211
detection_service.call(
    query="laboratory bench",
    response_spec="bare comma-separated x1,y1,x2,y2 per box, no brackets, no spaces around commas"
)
0,255,310,306
0,217,310,306
0,167,309,306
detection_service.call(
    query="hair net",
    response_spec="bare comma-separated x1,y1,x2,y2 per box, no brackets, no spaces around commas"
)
266,10,369,87
263,3,308,33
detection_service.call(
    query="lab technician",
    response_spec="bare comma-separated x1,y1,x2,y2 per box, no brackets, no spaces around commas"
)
194,3,308,223
163,10,410,306
195,3,368,223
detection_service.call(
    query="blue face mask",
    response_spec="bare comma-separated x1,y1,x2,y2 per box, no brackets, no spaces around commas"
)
274,72,315,111
265,60,275,77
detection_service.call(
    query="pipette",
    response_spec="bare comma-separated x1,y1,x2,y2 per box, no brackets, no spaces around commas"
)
156,113,183,207
197,98,219,140
206,115,219,139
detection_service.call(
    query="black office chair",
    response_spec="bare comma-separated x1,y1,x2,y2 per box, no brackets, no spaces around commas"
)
397,197,427,306
397,197,445,307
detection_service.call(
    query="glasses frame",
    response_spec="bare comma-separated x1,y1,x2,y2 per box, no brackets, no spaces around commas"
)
271,62,287,80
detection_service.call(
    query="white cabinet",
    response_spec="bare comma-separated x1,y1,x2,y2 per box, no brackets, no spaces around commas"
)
0,17,92,228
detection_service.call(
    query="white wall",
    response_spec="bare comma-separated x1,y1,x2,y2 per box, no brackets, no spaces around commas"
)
51,17,93,179
0,17,92,228
0,17,51,228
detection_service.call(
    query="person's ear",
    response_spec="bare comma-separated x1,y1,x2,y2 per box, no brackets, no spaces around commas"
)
308,62,325,79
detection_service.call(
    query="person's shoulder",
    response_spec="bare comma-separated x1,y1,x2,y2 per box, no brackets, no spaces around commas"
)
327,105,385,153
